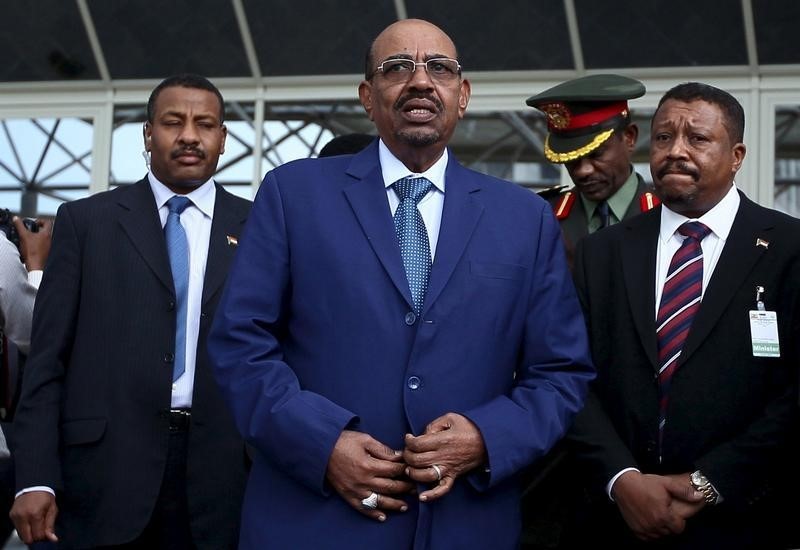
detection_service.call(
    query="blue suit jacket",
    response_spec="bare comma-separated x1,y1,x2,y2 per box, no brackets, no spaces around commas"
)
209,141,594,549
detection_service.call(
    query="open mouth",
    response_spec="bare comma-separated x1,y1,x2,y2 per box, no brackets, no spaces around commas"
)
398,97,439,123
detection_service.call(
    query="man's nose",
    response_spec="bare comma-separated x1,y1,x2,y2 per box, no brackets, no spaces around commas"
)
407,62,434,90
569,158,595,180
178,123,200,145
667,135,689,159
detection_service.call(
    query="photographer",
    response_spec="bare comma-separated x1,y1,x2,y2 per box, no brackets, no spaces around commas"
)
1,215,52,355
0,214,51,545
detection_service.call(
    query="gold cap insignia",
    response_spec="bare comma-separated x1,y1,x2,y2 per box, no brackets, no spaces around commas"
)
540,102,571,130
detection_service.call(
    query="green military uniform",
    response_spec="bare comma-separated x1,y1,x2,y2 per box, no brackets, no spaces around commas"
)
547,171,658,267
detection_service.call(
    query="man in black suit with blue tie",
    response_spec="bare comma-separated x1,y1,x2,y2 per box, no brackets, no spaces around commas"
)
10,74,250,549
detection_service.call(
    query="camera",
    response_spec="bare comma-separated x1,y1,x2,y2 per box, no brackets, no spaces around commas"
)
0,208,39,250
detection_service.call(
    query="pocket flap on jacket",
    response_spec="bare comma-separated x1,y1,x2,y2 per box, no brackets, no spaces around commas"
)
61,418,107,446
470,261,526,280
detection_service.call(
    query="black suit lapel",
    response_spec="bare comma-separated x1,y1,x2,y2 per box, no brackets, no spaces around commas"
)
620,210,661,370
117,178,173,293
203,185,248,306
680,195,770,365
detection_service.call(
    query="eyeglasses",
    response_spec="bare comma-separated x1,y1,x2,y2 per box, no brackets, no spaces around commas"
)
373,58,462,83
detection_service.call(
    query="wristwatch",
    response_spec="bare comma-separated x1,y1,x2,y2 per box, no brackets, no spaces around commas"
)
690,470,720,505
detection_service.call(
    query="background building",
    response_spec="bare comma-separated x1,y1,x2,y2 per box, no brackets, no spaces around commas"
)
1,0,798,217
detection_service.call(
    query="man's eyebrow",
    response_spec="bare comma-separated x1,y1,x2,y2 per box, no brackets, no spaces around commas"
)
161,110,186,119
380,53,414,62
378,53,455,62
423,53,454,61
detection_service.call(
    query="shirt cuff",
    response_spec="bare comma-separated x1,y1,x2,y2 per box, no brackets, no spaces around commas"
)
27,270,43,289
15,486,55,499
606,467,640,501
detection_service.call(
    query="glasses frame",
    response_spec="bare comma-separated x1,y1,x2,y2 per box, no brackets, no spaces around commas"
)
372,57,462,82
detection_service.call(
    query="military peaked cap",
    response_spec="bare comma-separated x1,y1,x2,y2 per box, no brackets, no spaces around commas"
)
526,74,645,163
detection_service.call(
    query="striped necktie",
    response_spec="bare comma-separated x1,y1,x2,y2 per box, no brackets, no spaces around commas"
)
165,196,192,382
392,176,433,315
655,221,712,461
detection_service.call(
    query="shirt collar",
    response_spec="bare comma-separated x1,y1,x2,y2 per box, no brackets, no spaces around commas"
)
148,171,216,219
660,183,740,244
580,168,638,221
378,139,447,193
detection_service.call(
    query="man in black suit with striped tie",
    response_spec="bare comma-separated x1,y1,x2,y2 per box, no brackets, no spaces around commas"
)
566,82,800,548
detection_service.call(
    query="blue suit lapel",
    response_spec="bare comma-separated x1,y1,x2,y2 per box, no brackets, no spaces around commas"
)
423,158,483,315
343,142,415,310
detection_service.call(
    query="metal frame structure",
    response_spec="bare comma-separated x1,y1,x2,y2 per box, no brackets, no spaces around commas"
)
0,0,799,216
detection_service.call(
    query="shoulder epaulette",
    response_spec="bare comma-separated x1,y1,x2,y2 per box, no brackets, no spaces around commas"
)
553,191,576,220
640,192,660,212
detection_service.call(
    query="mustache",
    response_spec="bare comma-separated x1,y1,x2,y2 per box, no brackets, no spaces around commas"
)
171,146,205,160
394,92,443,112
656,161,699,181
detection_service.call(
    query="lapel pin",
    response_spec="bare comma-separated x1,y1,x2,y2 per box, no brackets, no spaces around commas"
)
226,235,238,247
755,238,769,249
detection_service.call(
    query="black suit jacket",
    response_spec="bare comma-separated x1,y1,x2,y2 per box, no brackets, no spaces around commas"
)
569,192,800,548
12,178,250,549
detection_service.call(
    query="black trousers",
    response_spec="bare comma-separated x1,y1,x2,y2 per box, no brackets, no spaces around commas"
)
96,417,195,550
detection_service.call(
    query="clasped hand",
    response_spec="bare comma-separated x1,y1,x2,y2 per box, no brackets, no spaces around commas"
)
325,413,487,522
612,471,706,541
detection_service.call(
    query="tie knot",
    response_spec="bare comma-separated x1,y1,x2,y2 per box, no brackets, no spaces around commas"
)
678,221,711,241
166,196,192,215
393,177,432,205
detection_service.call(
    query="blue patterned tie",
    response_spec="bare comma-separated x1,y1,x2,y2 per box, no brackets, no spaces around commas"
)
393,177,433,315
165,196,192,381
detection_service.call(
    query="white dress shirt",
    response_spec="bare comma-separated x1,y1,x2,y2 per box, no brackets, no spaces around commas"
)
379,139,446,259
149,172,215,408
606,183,741,499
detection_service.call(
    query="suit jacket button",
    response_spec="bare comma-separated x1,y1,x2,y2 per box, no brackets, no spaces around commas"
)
645,440,656,453
407,376,421,390
163,352,174,363
168,301,175,311
405,312,416,325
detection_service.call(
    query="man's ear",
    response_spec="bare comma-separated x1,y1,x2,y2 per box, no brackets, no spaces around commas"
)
358,81,374,121
457,79,471,118
143,122,152,151
622,123,639,151
731,142,746,174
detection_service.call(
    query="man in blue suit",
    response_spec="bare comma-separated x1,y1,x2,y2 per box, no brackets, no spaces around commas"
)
209,19,594,549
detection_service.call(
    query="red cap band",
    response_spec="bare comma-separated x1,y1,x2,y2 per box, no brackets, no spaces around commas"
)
542,101,629,132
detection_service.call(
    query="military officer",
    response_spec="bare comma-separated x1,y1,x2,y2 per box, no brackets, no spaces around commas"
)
527,74,659,268
520,75,658,549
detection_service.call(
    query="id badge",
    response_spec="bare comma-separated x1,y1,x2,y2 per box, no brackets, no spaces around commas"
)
749,310,780,357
